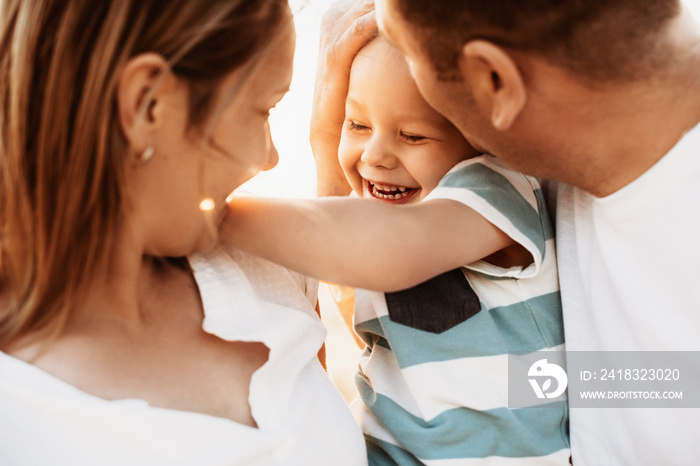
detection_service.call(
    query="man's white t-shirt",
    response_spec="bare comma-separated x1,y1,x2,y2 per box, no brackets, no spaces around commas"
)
555,123,700,465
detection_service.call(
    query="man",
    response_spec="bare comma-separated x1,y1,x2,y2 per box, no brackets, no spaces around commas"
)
311,0,700,464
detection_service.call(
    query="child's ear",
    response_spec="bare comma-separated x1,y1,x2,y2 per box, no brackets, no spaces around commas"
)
116,53,169,149
458,40,526,131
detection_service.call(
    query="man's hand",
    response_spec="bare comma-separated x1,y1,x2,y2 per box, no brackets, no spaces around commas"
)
311,0,377,196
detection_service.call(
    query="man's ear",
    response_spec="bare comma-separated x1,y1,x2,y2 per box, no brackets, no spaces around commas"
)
459,40,526,131
116,53,169,148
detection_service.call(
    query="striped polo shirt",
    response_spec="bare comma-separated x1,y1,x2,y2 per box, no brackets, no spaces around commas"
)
353,155,570,465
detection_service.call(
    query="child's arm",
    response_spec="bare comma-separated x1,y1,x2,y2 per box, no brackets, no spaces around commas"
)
222,196,518,292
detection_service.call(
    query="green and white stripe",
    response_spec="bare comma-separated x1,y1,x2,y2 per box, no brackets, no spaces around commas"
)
354,155,570,465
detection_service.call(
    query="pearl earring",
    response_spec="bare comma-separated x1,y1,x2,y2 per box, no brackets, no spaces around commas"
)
136,146,154,165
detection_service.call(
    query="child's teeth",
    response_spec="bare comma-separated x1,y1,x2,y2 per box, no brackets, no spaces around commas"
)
370,181,412,199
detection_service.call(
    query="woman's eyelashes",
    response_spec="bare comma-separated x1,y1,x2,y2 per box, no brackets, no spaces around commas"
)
346,120,428,144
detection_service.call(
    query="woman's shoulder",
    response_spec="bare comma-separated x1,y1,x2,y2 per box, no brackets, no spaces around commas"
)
190,245,320,321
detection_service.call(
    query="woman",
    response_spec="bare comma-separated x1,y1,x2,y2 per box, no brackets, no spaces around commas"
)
0,0,366,464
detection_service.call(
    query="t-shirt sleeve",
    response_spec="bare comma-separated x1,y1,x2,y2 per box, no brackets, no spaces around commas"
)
424,155,554,279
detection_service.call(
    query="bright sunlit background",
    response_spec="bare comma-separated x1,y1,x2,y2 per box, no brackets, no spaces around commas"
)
242,0,333,198
246,0,700,199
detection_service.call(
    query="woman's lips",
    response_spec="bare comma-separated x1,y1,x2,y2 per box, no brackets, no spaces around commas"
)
364,179,419,203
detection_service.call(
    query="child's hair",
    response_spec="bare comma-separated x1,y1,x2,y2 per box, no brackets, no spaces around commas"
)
394,0,680,82
0,0,288,348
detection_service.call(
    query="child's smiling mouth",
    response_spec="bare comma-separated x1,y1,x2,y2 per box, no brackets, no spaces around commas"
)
365,179,418,203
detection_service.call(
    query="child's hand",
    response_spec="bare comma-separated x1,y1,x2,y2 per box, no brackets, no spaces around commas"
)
311,0,376,197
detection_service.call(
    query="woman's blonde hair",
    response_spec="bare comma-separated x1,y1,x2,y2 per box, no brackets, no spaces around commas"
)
0,0,288,348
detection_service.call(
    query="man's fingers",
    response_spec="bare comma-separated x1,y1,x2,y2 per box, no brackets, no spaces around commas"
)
323,0,375,33
321,0,376,44
310,0,377,197
325,10,377,70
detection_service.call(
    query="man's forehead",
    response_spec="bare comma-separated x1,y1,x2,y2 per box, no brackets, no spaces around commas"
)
374,0,394,39
375,0,404,52
374,0,388,34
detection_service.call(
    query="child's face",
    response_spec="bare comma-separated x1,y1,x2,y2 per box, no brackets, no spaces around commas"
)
338,39,478,204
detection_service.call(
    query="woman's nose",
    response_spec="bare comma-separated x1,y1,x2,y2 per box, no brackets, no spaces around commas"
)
263,144,279,171
262,122,279,171
360,135,397,169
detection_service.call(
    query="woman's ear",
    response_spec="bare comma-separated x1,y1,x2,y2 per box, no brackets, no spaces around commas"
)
116,53,169,148
458,40,526,131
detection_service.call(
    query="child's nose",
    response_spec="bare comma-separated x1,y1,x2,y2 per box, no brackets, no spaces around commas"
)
360,135,397,169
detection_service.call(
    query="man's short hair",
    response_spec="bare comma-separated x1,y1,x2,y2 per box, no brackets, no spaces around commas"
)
394,0,680,82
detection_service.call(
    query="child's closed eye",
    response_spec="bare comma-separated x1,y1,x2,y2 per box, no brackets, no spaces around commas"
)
400,131,427,144
347,120,371,132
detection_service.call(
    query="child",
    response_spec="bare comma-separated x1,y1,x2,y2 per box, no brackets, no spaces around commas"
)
224,37,570,465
